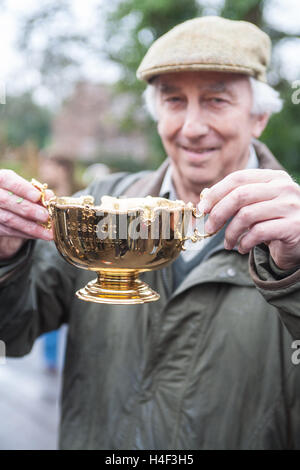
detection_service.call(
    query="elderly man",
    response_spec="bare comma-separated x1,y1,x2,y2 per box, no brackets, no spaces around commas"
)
1,16,300,450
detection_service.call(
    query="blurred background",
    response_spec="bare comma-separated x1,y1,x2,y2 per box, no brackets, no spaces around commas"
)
0,0,300,450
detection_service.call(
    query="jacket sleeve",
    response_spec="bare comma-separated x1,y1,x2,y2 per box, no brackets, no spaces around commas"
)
249,244,300,339
0,238,77,357
0,170,143,358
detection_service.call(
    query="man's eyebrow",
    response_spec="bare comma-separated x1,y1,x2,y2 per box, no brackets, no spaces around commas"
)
158,83,182,94
201,81,228,92
158,81,234,94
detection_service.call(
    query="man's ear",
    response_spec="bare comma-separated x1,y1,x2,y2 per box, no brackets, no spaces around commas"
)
251,113,270,138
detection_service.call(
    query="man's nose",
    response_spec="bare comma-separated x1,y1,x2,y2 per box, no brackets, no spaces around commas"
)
181,104,209,139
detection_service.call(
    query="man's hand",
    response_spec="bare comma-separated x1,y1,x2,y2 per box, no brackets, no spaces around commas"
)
0,169,54,260
202,169,300,271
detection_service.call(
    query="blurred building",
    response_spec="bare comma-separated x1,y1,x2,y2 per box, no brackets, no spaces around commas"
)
49,81,149,163
38,153,75,196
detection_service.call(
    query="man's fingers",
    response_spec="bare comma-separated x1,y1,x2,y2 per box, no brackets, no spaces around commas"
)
223,199,288,250
44,189,55,201
236,219,287,254
203,169,291,213
0,208,53,241
204,180,292,234
0,169,42,202
0,188,50,223
0,223,33,239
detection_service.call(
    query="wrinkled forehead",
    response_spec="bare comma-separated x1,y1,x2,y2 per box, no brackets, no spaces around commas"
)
153,71,251,95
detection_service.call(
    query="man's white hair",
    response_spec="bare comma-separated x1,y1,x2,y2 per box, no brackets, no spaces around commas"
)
143,76,283,121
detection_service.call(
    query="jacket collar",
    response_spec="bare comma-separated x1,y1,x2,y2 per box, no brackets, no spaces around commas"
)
159,143,260,200
123,139,284,198
122,140,283,292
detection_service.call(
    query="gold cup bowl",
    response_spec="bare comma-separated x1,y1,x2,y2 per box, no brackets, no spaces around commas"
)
32,179,213,304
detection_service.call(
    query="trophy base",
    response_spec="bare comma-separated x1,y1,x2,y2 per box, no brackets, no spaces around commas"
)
76,270,160,304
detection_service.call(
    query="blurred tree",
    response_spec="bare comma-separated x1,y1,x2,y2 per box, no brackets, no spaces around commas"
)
102,0,203,167
103,0,300,175
17,0,203,168
0,92,52,148
103,0,201,92
17,1,86,99
220,0,300,181
220,0,263,24
15,0,300,177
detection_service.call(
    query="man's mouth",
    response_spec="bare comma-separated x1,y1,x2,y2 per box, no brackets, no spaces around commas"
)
180,145,219,155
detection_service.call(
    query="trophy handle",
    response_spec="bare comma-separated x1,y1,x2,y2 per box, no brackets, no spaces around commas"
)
31,178,55,229
183,189,216,244
31,178,49,206
190,207,217,239
191,207,216,240
180,207,217,251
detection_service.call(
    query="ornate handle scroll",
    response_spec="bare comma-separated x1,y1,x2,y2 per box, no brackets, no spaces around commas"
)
180,207,216,251
31,178,55,229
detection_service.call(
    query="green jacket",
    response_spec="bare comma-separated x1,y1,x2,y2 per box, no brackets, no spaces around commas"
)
1,140,300,450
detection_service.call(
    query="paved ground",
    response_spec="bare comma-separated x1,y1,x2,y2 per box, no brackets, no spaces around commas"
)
0,328,66,450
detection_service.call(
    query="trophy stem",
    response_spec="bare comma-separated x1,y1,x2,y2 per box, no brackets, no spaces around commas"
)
76,270,160,304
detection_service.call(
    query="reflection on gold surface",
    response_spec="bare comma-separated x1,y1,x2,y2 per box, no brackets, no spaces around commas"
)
32,179,213,304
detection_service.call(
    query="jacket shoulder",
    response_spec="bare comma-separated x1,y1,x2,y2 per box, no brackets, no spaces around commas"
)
74,170,152,204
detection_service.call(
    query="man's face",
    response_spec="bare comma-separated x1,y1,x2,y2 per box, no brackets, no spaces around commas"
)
155,71,268,193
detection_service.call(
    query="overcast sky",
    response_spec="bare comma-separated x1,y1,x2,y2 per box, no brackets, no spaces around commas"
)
0,0,111,81
0,0,121,104
1,0,300,106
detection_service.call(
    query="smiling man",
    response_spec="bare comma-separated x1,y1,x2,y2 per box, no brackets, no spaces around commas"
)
152,71,268,203
138,17,300,272
1,16,300,450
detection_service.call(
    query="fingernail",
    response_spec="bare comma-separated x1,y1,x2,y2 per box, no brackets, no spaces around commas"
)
200,188,210,213
27,189,41,202
37,208,49,222
201,188,210,198
205,220,213,233
203,201,210,215
197,199,205,214
45,189,55,200
43,229,53,240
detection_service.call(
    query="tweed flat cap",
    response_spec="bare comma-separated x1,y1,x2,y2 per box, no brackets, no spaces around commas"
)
137,16,271,83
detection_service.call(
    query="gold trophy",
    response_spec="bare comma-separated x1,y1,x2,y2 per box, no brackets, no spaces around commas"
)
32,179,214,305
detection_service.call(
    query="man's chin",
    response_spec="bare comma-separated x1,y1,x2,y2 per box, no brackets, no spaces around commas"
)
184,174,214,191
180,147,220,166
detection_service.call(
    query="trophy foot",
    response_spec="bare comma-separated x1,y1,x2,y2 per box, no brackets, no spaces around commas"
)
76,270,160,304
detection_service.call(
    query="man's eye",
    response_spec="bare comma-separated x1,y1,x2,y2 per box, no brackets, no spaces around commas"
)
209,97,226,104
166,97,182,103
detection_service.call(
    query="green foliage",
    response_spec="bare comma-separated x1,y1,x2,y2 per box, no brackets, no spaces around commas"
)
104,0,201,91
13,0,300,175
221,0,263,24
220,0,300,181
17,1,84,96
0,92,52,148
261,83,300,181
103,0,202,167
0,159,23,174
103,0,300,173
